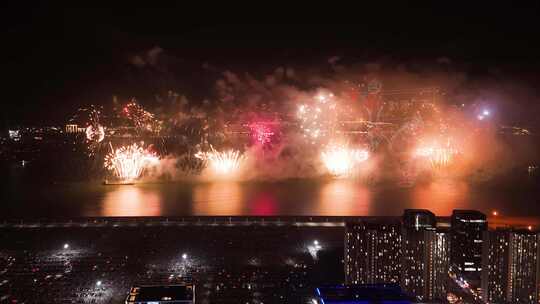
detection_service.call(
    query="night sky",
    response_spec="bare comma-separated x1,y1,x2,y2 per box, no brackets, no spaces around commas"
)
3,5,540,125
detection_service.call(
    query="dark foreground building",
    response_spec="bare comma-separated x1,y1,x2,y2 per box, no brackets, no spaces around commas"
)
344,220,401,285
345,212,451,302
482,229,540,304
450,210,487,283
126,285,195,304
401,210,450,302
314,284,412,304
402,209,437,230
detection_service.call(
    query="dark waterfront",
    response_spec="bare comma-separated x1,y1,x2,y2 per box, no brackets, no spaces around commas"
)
2,175,540,226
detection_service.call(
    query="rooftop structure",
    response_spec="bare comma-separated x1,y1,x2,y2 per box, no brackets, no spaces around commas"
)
126,285,194,304
314,284,412,304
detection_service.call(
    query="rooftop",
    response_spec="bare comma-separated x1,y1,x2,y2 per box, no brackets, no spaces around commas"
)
315,284,412,304
126,285,194,303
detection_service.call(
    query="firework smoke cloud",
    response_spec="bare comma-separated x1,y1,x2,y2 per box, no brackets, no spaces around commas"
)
66,53,537,183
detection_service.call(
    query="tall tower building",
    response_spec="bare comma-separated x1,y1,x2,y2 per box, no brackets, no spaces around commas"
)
345,220,401,285
481,229,510,303
426,229,451,301
401,210,450,302
482,229,540,304
450,210,487,283
508,230,539,303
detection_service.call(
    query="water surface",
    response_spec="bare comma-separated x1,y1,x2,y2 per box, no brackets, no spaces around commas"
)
2,178,540,224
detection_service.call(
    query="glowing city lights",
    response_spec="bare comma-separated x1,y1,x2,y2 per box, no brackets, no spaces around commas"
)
307,240,323,260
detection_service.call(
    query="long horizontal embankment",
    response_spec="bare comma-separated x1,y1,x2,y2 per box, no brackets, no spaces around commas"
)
0,216,454,229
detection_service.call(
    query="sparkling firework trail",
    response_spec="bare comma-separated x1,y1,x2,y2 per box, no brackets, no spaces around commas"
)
195,147,246,177
104,143,159,181
86,125,105,143
60,74,492,183
297,92,337,141
414,140,458,168
248,122,275,146
321,144,369,177
72,105,106,156
123,101,162,133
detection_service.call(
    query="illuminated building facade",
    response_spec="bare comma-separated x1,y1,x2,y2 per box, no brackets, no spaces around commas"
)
426,229,451,301
482,229,510,303
507,231,539,303
65,124,85,133
345,221,401,285
401,210,450,302
482,229,540,304
450,210,487,282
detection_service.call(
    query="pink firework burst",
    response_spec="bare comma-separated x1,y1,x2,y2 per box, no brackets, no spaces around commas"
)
249,122,275,146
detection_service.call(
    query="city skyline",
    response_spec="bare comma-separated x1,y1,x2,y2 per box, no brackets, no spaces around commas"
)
3,5,540,303
1,209,539,303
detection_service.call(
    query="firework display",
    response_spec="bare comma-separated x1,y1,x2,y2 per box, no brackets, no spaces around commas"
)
321,144,369,177
195,148,246,178
69,105,107,156
86,125,105,143
122,101,162,134
248,122,275,146
297,92,338,142
414,140,459,168
56,65,515,185
104,143,159,181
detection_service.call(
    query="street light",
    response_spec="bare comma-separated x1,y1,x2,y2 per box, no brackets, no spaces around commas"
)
182,253,188,260
492,210,498,216
63,243,69,249
96,280,102,287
